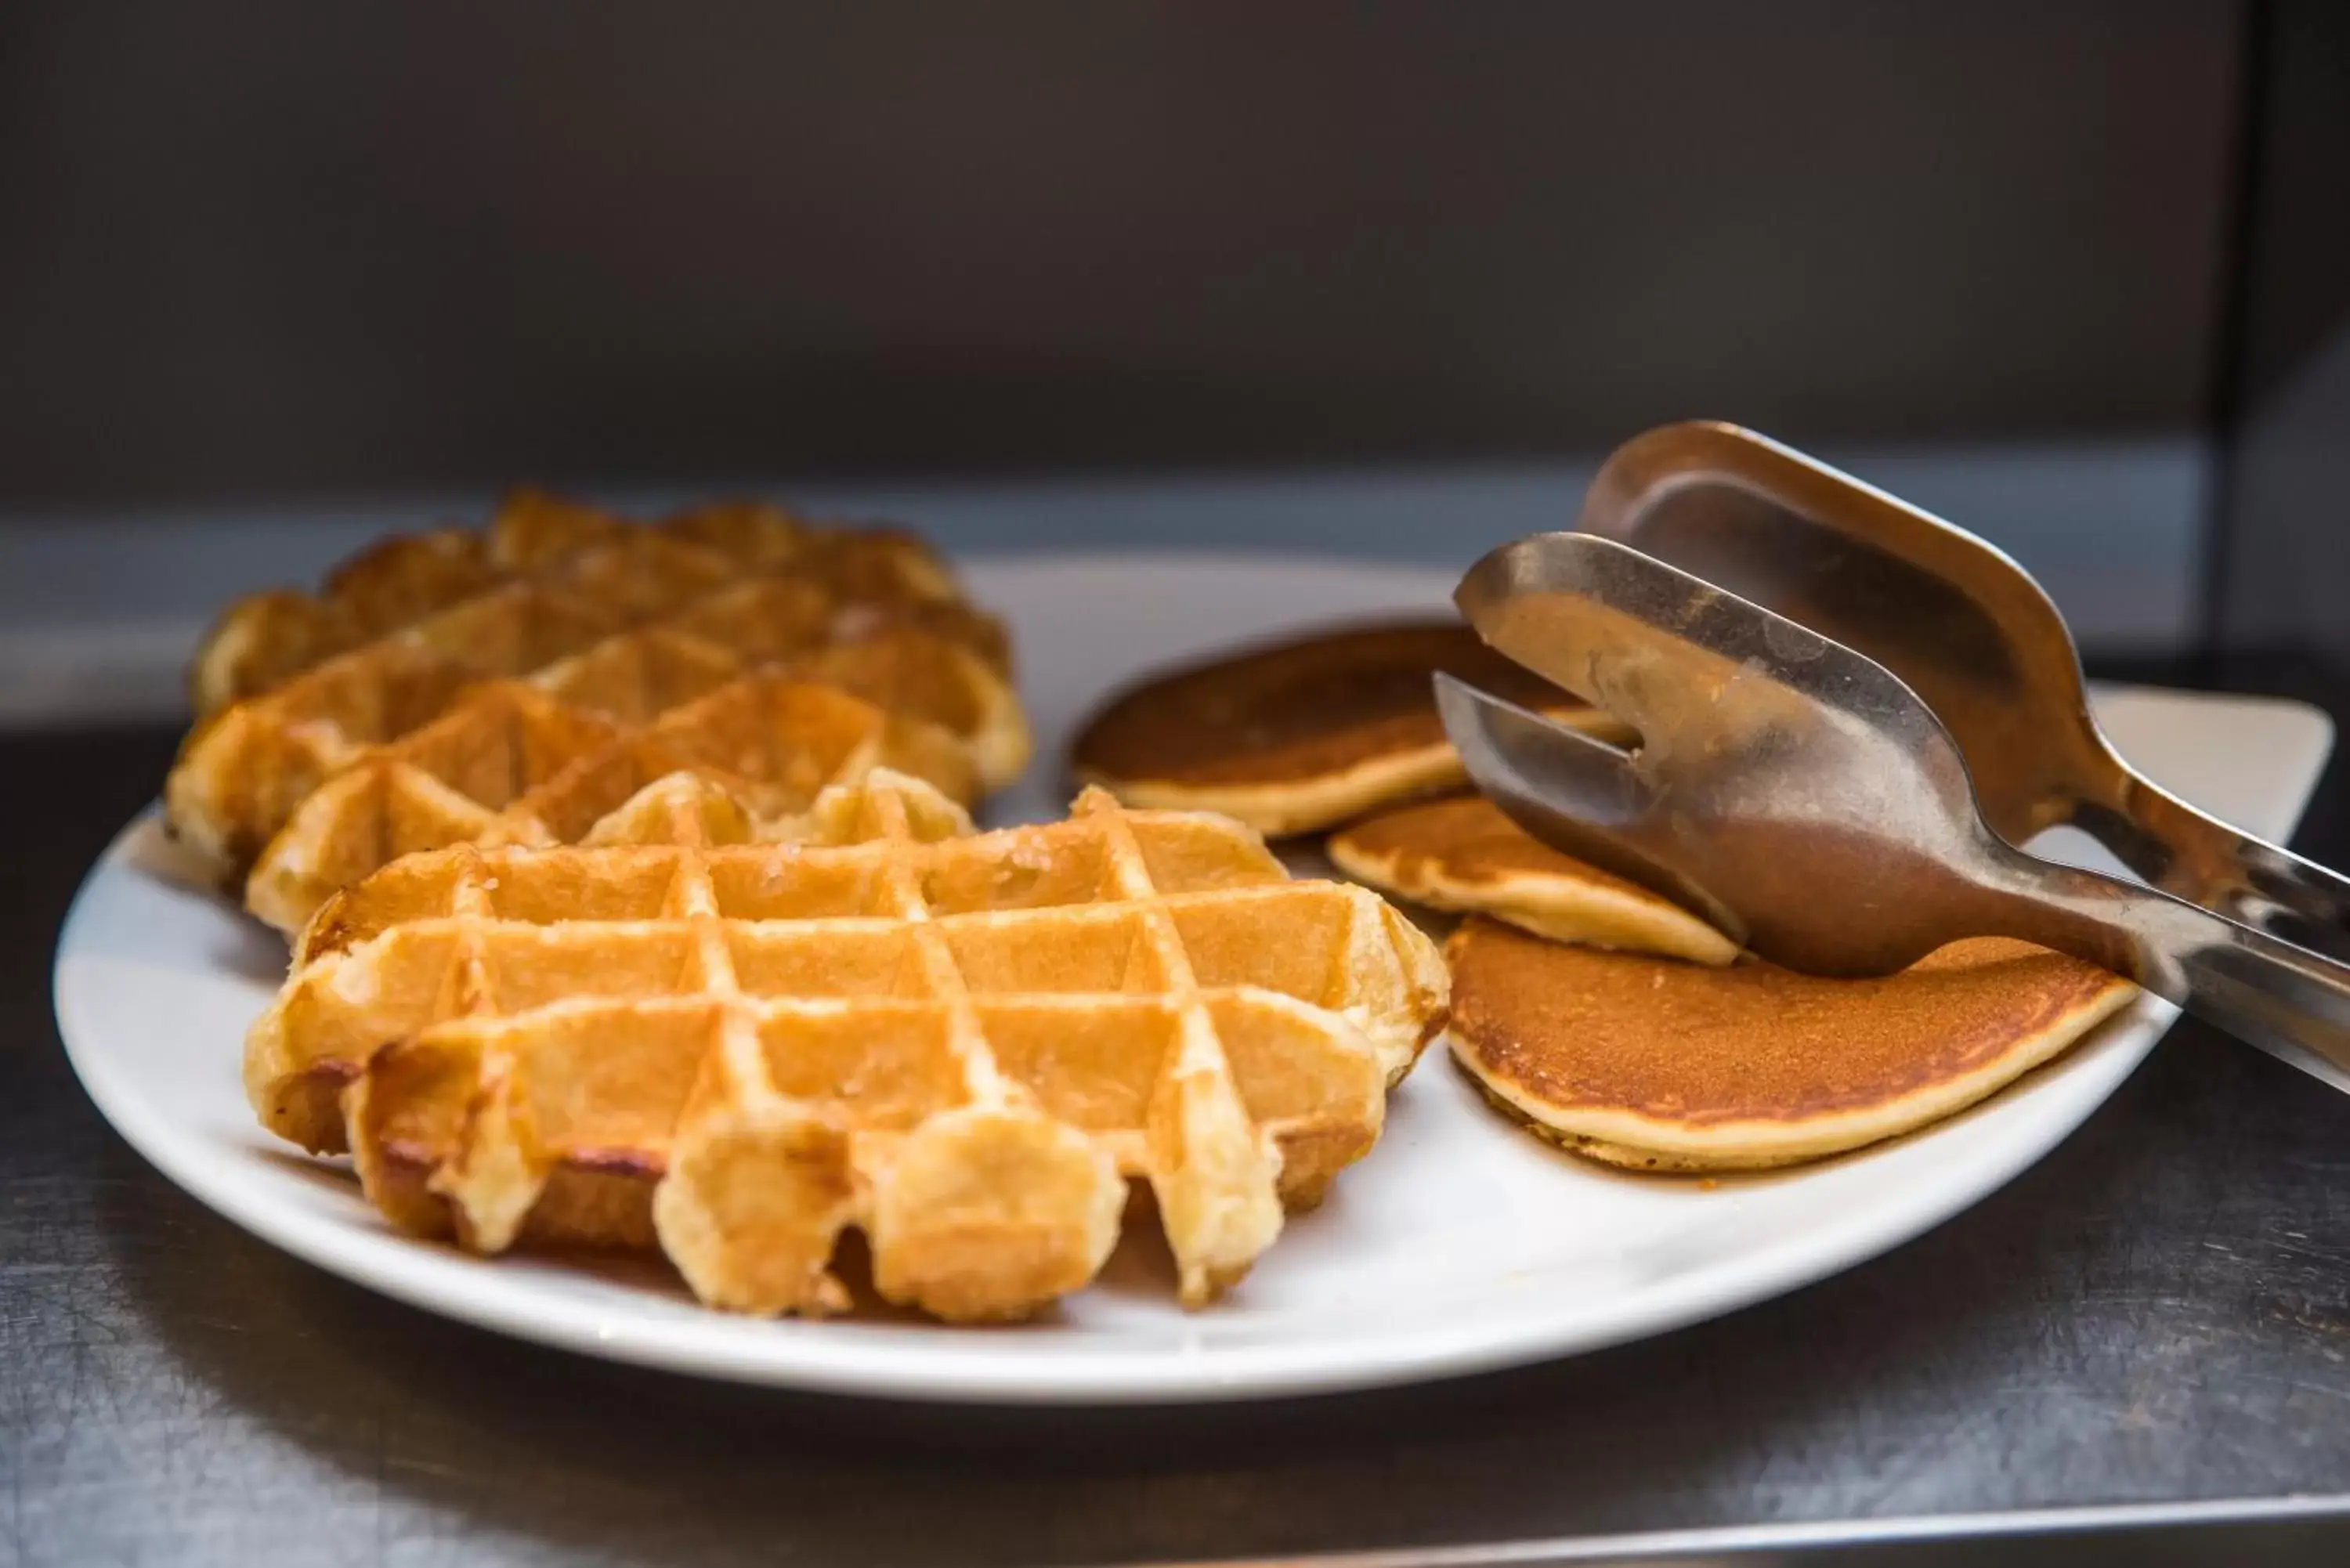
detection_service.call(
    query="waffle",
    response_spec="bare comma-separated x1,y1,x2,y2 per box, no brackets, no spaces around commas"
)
241,672,984,936
249,771,1450,1321
189,489,1004,714
168,490,1029,927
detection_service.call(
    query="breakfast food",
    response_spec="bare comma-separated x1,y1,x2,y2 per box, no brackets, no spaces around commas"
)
1329,796,1737,964
241,674,978,936
1445,918,2135,1171
249,770,1448,1321
187,488,1008,717
168,490,1028,931
1071,620,1629,836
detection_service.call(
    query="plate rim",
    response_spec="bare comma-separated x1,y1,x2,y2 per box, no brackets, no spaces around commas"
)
48,547,2328,1404
52,828,2171,1403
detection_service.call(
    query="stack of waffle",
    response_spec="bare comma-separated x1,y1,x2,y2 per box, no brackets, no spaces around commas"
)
195,497,1450,1321
167,490,1028,934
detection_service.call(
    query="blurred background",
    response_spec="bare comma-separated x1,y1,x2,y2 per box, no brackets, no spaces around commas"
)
2,0,2344,723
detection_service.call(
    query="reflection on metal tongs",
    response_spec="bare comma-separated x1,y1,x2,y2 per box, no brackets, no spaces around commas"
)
1440,526,2350,1090
1576,422,2350,965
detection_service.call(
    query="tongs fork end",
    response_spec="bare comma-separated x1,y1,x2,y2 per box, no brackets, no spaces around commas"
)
1433,670,1749,944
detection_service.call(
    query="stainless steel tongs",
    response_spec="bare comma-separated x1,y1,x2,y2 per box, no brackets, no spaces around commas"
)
1573,423,2350,966
1439,499,2350,1089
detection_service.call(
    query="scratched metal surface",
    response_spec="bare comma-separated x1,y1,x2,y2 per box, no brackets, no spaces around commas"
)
8,680,2350,1567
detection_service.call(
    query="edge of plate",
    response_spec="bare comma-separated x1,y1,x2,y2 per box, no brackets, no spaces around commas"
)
45,808,2168,1406
49,670,2337,1406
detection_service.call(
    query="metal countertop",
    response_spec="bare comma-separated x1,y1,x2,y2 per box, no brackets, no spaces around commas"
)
8,670,2349,1566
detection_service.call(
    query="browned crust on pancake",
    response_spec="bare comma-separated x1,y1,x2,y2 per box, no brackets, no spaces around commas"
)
1329,797,1737,963
1445,918,2136,1169
1070,620,1623,833
1081,740,1477,839
1460,1068,1793,1172
1337,796,1621,885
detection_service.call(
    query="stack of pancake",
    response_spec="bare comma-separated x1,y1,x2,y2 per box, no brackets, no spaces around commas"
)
1073,620,2136,1171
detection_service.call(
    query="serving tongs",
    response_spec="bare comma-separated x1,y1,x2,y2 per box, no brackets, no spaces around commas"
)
1439,532,2350,1082
1574,422,2349,966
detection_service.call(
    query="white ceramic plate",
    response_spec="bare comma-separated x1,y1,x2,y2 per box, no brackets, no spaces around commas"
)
52,553,2336,1404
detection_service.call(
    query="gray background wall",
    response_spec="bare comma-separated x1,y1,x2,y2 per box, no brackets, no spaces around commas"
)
2,1,2240,502
2217,0,2350,658
0,0,2282,708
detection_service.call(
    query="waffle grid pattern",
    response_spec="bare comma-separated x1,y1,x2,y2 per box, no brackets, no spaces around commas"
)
248,777,1448,1320
240,670,985,934
167,492,1027,932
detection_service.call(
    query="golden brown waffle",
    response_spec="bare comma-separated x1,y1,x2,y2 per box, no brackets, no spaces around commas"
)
248,771,1449,1321
188,490,1003,715
243,674,982,935
167,490,1029,929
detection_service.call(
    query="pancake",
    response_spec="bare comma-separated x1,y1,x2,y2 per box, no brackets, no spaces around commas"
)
1329,797,1737,965
1445,918,2137,1172
1071,620,1628,836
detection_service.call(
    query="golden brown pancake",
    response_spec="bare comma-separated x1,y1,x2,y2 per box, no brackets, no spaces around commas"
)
1445,918,2137,1171
1071,620,1627,836
1329,797,1737,965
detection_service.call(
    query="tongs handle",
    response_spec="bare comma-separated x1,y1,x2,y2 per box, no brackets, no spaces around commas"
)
2091,769,2350,970
1984,841,2350,1089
